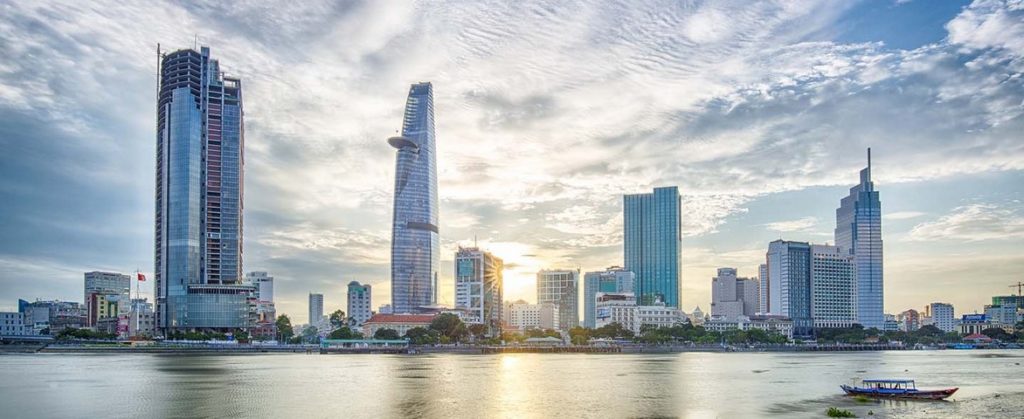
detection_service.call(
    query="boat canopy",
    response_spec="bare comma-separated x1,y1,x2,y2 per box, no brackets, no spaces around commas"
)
862,379,915,384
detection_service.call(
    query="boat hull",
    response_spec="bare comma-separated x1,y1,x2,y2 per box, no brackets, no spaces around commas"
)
841,385,958,400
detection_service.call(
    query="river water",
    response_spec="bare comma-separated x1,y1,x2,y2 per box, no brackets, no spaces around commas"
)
1,350,1022,418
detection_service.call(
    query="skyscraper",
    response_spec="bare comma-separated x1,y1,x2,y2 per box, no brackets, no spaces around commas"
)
155,46,252,333
624,186,681,307
389,82,440,313
454,247,504,336
809,245,857,329
347,281,372,327
766,240,813,336
308,293,324,326
537,269,580,331
835,148,883,329
583,267,635,328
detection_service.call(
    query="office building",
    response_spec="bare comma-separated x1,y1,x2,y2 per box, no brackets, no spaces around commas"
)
624,186,681,307
389,82,440,314
505,300,559,330
537,269,580,330
0,312,26,336
84,271,131,327
308,293,324,326
155,46,252,333
379,304,393,315
594,293,684,334
583,266,634,328
992,295,1024,310
984,304,1019,325
810,245,858,328
20,300,85,334
765,240,813,336
710,267,759,321
835,149,884,329
927,302,955,333
348,281,373,327
454,247,504,336
758,263,768,314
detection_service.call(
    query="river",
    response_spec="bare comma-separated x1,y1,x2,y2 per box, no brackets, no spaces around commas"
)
0,349,1022,418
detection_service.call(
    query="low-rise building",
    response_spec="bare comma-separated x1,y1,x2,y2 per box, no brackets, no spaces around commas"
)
926,302,955,332
0,312,26,336
347,281,373,327
898,309,920,332
984,304,1020,325
703,314,794,339
505,300,559,330
595,293,684,334
959,314,1014,336
361,313,436,337
20,300,85,334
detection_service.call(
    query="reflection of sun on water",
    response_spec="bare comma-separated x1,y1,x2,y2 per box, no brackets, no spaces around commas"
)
496,354,536,418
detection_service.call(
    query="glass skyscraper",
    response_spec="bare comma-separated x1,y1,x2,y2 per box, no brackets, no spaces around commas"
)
624,186,681,307
155,46,253,333
835,149,884,329
389,82,440,313
582,267,634,328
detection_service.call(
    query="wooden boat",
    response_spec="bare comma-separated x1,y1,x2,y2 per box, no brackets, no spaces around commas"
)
841,379,958,400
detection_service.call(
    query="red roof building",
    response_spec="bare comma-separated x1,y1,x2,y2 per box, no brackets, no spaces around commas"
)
963,333,993,343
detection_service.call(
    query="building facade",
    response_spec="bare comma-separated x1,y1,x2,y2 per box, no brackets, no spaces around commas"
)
454,247,504,336
537,269,580,330
594,293,684,334
0,312,26,336
766,240,813,336
835,149,884,329
244,271,276,326
758,263,768,314
347,281,373,327
898,309,920,332
308,293,324,326
20,300,85,334
984,304,1019,325
505,300,559,330
84,271,131,327
810,245,858,329
703,314,794,339
389,82,440,314
711,267,759,321
155,46,252,333
361,313,436,337
624,186,681,307
927,302,955,332
583,266,635,328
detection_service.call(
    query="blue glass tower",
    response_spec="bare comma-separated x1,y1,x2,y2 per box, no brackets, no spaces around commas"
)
624,186,681,307
389,82,440,313
835,148,884,330
155,46,252,333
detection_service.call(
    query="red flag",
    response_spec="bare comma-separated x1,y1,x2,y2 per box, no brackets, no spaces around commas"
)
137,273,146,282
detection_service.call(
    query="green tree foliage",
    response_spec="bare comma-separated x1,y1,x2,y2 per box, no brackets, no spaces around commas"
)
55,327,117,341
328,326,358,340
468,324,488,340
591,322,635,339
524,328,561,338
981,327,1011,341
429,313,468,343
405,327,440,345
329,310,346,329
275,314,294,341
374,328,401,340
569,326,591,345
632,322,788,345
302,326,320,343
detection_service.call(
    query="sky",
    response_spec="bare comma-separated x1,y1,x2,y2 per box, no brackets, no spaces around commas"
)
1,0,1022,324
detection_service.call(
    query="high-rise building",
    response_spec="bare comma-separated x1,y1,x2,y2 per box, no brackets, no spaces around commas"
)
389,82,440,314
710,268,759,321
308,293,324,326
835,148,883,329
624,186,681,307
84,271,131,327
454,247,504,336
927,302,955,332
155,46,252,333
537,269,580,330
583,266,635,328
809,245,858,329
244,272,276,326
347,281,373,327
758,263,768,314
766,240,813,336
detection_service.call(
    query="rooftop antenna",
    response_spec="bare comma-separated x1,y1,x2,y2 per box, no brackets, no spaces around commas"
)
474,235,477,247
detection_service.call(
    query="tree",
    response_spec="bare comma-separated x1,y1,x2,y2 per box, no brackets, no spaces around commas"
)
430,313,468,343
374,328,401,340
276,314,294,342
981,327,1011,341
328,326,357,340
468,324,488,340
593,322,634,339
406,327,440,345
329,310,346,329
569,326,591,345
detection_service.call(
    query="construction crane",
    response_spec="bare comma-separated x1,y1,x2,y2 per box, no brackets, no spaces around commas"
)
1011,282,1024,296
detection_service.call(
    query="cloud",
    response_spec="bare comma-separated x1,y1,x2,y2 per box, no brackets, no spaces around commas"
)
884,211,927,220
764,216,819,232
908,203,1024,241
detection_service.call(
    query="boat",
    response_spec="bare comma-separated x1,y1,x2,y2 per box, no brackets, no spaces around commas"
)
840,379,958,400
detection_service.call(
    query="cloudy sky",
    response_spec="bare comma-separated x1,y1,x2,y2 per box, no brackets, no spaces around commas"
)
1,0,1022,323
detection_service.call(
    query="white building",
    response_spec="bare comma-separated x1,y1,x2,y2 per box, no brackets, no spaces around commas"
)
454,247,504,336
0,312,26,336
927,302,955,332
245,272,276,325
379,304,393,315
84,271,131,327
758,264,768,314
810,245,858,328
984,304,1019,325
711,267,759,321
505,300,559,330
347,281,373,327
361,313,436,337
688,306,706,326
537,269,579,331
595,293,684,334
704,315,794,339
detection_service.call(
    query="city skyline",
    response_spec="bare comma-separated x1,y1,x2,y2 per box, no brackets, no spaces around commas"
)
1,1,1023,323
